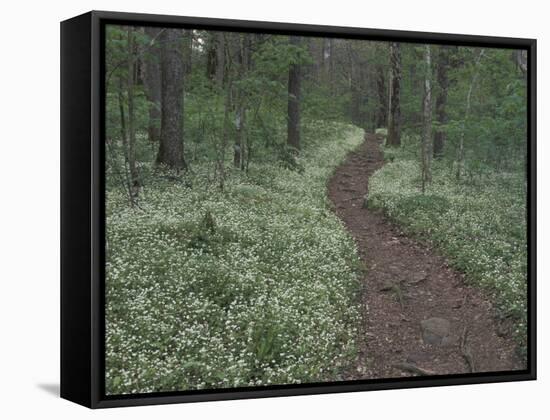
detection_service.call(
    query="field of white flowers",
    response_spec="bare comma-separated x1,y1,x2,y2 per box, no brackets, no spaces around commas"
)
367,141,527,350
105,122,364,394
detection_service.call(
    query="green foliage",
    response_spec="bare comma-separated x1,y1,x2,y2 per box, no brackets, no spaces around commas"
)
302,84,350,122
276,144,304,173
445,49,526,170
252,36,312,78
188,210,219,251
105,123,364,394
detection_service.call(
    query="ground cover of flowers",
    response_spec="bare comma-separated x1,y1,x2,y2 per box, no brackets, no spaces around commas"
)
367,140,527,351
105,122,364,394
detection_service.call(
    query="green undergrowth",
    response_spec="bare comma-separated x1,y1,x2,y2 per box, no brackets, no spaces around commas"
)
105,122,364,394
367,137,527,355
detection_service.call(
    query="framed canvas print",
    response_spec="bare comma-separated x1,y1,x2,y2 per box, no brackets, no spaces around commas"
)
60,10,536,408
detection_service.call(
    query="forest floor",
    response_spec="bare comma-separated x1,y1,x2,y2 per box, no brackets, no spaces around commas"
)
328,132,525,379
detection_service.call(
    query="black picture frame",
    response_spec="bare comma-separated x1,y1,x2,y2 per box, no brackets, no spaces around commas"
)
60,10,537,409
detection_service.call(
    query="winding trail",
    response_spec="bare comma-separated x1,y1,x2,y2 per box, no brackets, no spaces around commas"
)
328,133,524,379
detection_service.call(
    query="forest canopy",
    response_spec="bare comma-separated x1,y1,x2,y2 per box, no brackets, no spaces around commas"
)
105,26,527,198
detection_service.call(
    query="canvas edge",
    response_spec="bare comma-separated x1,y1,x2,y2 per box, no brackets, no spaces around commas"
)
59,10,537,409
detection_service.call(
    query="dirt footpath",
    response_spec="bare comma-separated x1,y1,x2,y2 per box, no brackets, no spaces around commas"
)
328,132,524,379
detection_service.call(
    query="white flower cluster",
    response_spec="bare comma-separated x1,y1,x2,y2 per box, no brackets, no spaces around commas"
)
105,122,364,395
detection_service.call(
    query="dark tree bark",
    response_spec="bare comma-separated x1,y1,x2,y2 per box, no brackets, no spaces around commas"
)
320,38,328,81
433,46,450,158
205,33,217,80
421,45,433,193
215,32,225,88
387,42,402,146
218,81,230,191
287,36,302,151
347,42,367,128
346,42,361,125
117,77,135,207
327,38,335,94
219,36,235,191
126,28,140,195
157,28,186,170
375,64,387,128
350,60,362,126
307,38,322,82
318,38,336,93
142,27,162,145
234,34,251,169
456,49,484,181
183,30,193,78
514,49,528,77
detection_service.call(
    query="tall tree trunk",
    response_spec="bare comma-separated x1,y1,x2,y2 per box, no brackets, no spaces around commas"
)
183,30,193,78
514,49,528,77
421,45,433,193
142,27,162,145
307,38,322,82
219,74,232,191
157,28,186,171
320,37,335,92
350,67,362,126
317,38,326,82
126,28,140,196
218,39,235,191
321,38,329,82
433,46,450,158
215,32,225,88
456,49,484,180
347,42,367,128
346,42,365,126
205,33,217,80
387,42,402,146
287,36,302,151
327,38,335,94
234,34,250,169
117,76,135,207
376,64,387,128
